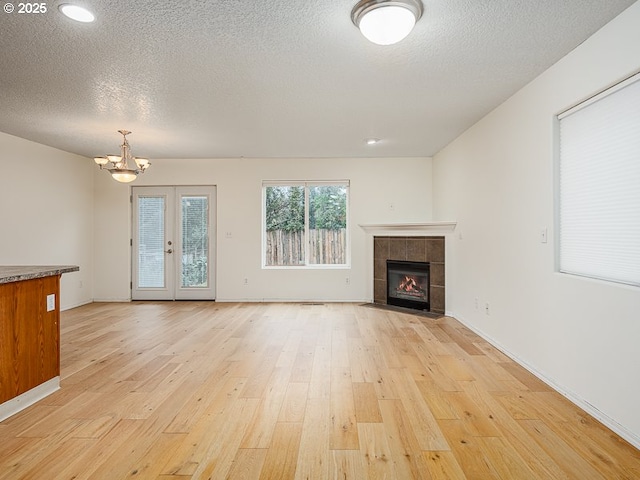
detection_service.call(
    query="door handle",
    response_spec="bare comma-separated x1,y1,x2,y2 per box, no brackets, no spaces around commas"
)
165,249,173,254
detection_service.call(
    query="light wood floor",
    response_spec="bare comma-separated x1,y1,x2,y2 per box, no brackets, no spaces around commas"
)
0,302,638,479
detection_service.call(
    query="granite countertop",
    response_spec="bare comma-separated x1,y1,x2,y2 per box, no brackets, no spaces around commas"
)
0,266,80,284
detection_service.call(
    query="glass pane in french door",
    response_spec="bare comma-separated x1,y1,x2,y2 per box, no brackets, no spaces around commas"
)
181,195,209,288
137,196,165,288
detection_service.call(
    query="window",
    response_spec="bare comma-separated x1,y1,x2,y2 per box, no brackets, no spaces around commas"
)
138,196,165,288
263,182,349,267
557,73,640,287
181,195,209,288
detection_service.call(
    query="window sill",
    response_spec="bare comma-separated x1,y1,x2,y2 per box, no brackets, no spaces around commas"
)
262,264,350,270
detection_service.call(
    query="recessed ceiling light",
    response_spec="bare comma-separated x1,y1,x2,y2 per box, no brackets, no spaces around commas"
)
366,138,379,145
59,4,95,23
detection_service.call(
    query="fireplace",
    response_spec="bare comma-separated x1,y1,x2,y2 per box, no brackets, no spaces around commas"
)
373,236,444,314
386,260,430,311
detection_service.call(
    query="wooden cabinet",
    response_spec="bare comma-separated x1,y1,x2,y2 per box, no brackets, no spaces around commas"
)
0,275,60,404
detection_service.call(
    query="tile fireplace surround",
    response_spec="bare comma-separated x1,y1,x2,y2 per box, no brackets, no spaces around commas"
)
374,236,445,314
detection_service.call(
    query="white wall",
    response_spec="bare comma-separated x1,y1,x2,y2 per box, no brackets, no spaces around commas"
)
0,132,94,310
93,156,433,302
433,2,640,446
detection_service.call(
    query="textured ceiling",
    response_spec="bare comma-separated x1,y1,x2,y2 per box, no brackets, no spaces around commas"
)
0,0,636,159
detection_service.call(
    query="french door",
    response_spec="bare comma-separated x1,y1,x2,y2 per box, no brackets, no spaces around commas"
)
132,186,216,300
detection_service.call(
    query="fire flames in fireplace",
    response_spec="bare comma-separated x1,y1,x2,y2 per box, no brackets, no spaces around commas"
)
386,260,430,311
396,275,426,298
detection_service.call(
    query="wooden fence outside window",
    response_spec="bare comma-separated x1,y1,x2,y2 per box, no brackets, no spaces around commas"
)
265,229,346,266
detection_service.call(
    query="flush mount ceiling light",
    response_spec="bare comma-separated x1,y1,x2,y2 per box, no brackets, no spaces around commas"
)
58,4,95,23
94,130,151,183
351,0,423,45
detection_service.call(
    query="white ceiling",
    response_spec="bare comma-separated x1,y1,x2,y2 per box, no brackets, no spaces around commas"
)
0,0,635,159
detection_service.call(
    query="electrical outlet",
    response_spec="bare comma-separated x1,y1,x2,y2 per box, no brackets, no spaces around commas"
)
243,277,248,285
46,294,55,312
485,302,490,315
345,277,350,285
540,227,548,243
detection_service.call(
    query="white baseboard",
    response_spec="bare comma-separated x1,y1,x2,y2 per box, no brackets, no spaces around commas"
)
61,299,93,311
91,297,132,303
0,377,60,422
450,312,640,450
214,298,370,303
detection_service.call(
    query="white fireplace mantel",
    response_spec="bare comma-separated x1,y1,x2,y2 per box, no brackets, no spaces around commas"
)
359,222,457,236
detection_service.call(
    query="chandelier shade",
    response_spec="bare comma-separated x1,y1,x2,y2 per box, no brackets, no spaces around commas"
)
94,130,151,183
351,0,423,45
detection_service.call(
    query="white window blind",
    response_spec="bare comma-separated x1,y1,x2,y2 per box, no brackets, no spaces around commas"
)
138,196,165,288
558,73,640,287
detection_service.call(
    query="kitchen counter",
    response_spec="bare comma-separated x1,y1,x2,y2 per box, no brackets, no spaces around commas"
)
0,265,79,284
0,264,79,420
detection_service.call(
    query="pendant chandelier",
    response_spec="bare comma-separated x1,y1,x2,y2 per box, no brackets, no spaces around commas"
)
351,0,423,46
94,130,151,183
